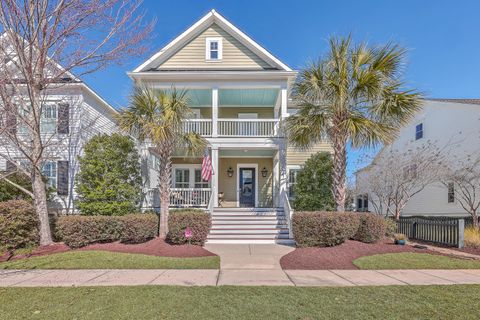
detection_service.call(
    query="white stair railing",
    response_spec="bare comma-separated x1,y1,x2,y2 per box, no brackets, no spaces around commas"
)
218,119,279,137
283,193,294,239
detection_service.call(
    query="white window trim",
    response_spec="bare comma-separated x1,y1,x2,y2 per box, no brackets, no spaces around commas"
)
237,113,258,119
287,165,301,199
205,37,223,61
171,164,211,189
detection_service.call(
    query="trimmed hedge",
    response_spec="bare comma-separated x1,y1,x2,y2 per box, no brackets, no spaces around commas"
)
167,209,211,245
353,213,386,243
292,212,360,247
55,214,157,248
384,218,398,238
120,214,157,243
0,200,39,251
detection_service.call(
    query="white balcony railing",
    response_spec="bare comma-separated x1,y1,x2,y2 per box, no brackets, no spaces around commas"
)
218,119,279,137
145,188,212,209
182,119,212,136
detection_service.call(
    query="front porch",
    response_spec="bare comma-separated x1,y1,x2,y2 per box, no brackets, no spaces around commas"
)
144,147,288,210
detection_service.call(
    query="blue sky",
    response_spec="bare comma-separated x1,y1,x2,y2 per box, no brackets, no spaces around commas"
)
82,0,480,176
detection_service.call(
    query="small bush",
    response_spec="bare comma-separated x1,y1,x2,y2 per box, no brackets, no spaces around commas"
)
0,200,40,250
354,213,386,243
385,218,398,238
167,209,211,245
465,227,480,248
0,200,39,251
56,214,159,248
55,215,123,248
292,212,360,247
120,214,158,243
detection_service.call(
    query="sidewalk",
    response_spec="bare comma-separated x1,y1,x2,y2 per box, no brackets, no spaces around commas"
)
1,268,480,287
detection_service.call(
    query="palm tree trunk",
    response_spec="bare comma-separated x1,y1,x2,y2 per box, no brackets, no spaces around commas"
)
157,144,173,238
32,166,53,245
332,133,347,212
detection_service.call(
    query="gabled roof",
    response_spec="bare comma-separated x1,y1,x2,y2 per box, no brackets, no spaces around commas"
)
133,9,292,73
426,98,480,106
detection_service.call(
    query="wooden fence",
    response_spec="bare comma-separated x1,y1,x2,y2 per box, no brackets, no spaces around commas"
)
397,216,465,248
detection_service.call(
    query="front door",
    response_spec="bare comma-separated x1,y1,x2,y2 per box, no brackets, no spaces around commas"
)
239,168,255,207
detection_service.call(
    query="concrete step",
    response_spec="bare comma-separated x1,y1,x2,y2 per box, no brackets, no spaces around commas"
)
211,212,285,217
206,238,295,244
209,228,289,234
211,225,288,229
207,233,291,239
213,207,283,212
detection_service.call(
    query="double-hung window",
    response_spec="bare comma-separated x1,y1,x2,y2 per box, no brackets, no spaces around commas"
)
206,37,222,61
447,182,455,203
288,167,301,199
194,169,210,188
42,161,57,189
41,104,57,134
415,123,423,140
174,169,190,188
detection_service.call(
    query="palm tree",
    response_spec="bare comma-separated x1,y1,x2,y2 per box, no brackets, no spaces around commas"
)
118,86,207,237
287,36,422,212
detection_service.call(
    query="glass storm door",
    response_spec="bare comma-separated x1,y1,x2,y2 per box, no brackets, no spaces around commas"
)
239,168,255,207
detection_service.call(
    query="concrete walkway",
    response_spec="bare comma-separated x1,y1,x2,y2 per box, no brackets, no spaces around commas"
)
1,269,480,287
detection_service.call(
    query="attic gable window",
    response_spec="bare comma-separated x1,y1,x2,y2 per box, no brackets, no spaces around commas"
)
206,37,222,61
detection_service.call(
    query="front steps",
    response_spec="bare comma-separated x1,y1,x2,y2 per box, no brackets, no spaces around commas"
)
207,207,294,244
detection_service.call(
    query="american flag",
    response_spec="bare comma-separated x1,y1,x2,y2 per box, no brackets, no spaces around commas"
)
201,149,212,181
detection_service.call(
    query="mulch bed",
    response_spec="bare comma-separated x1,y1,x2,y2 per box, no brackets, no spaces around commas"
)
0,237,216,263
280,240,439,270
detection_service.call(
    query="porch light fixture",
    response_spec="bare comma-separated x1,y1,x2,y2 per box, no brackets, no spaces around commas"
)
227,167,234,177
261,167,268,177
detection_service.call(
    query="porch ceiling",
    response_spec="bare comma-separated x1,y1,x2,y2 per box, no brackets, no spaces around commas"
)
219,149,275,157
219,88,279,107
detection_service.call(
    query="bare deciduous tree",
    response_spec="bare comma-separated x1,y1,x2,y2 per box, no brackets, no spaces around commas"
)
358,140,447,219
0,0,153,245
441,154,480,230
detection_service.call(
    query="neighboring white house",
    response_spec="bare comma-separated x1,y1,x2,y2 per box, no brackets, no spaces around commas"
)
355,99,480,217
0,80,119,213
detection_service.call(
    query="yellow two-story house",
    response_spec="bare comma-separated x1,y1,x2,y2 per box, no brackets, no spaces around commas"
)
133,10,332,243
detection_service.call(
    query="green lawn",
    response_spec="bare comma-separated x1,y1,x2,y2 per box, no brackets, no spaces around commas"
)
354,252,480,269
0,250,219,270
0,285,479,319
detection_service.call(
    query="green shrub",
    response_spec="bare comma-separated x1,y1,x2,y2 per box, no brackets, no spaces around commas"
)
55,215,123,248
75,133,142,216
385,218,398,238
55,214,159,248
167,209,211,245
292,152,335,211
353,213,386,243
120,214,158,243
0,200,39,250
0,173,32,202
292,211,360,247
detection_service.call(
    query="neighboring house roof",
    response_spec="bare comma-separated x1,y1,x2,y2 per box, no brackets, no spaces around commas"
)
132,9,293,73
426,98,480,105
0,32,117,117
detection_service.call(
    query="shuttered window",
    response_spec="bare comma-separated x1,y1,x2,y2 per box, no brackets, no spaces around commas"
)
57,103,69,134
57,161,69,196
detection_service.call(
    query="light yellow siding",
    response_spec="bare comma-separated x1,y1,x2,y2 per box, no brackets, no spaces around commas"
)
219,158,273,207
158,24,272,70
287,142,333,166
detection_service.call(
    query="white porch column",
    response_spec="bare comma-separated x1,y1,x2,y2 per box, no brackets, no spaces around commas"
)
212,88,218,137
280,86,288,119
273,150,280,207
278,143,288,207
211,147,219,207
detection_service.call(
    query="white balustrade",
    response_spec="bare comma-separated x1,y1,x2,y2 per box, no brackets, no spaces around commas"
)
169,188,212,207
182,119,212,136
218,119,279,137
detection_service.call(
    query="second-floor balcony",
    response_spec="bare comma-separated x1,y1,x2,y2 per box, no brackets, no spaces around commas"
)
182,118,281,137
